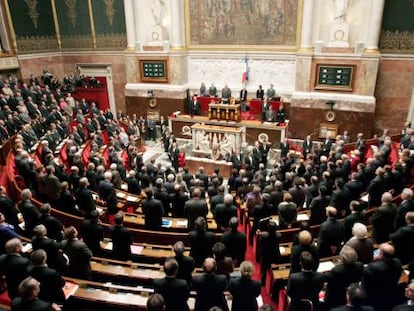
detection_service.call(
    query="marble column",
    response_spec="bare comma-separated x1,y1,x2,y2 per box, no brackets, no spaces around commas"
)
365,0,385,52
123,0,136,50
300,0,314,51
169,0,185,49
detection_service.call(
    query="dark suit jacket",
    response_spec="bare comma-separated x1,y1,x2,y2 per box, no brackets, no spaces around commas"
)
363,258,402,311
192,273,229,311
392,304,414,311
290,244,319,274
370,202,397,243
189,230,216,267
79,218,104,256
324,262,364,309
153,277,190,311
189,100,201,116
309,195,330,225
0,254,31,299
302,140,313,156
18,200,40,237
31,236,66,272
175,254,195,285
75,187,96,217
330,305,375,311
126,177,141,195
221,230,246,266
109,224,133,261
390,225,414,264
98,180,118,215
395,200,414,229
228,277,261,311
170,192,189,218
29,265,65,304
367,175,386,208
287,270,324,311
11,298,52,311
184,198,208,230
317,218,345,257
60,239,92,280
214,204,237,229
330,187,352,216
142,198,164,229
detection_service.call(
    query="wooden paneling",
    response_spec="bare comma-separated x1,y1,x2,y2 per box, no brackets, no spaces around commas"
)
126,96,186,119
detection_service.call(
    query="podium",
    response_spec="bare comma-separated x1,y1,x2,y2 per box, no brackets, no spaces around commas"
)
208,103,241,122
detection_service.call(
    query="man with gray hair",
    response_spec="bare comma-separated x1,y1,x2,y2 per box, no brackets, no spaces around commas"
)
395,188,414,229
18,188,40,237
173,240,194,285
390,211,414,264
98,171,118,221
345,223,374,264
214,193,237,230
75,177,96,218
324,245,363,309
370,191,397,243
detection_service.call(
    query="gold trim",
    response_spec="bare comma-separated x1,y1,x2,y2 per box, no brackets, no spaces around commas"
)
363,48,380,55
296,0,304,51
4,0,17,53
124,47,137,51
50,0,61,50
87,0,96,49
170,45,187,51
24,0,39,29
297,47,314,53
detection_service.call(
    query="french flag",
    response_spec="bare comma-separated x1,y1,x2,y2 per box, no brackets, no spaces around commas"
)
242,56,249,83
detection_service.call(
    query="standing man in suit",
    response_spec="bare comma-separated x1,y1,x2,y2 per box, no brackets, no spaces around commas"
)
209,83,217,97
173,241,195,285
321,134,334,156
142,188,164,229
261,98,270,121
279,137,290,160
317,207,345,257
98,171,118,221
390,211,414,265
79,210,104,256
189,95,201,116
28,249,65,305
18,189,40,238
370,192,397,244
330,283,375,311
0,238,31,300
154,257,190,311
189,217,216,267
184,188,208,230
169,142,180,172
221,217,246,267
228,260,261,311
109,213,133,261
75,177,96,218
192,257,229,311
343,201,365,241
256,85,264,100
221,84,232,104
240,86,248,112
61,226,93,280
363,243,402,311
287,251,324,311
302,135,313,157
395,188,414,229
230,150,243,171
252,141,262,172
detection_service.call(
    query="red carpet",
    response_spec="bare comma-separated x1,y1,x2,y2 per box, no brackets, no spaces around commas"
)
239,222,277,309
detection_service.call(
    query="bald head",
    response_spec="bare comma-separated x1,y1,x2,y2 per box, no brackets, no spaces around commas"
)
203,258,217,274
379,243,395,259
298,230,312,245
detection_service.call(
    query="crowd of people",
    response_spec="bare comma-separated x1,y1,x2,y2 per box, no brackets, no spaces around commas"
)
1,71,414,310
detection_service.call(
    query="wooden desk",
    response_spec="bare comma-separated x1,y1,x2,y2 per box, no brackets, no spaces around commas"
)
185,157,233,178
208,103,241,122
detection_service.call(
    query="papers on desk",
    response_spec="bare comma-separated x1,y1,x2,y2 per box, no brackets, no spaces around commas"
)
117,192,126,199
279,246,286,254
121,184,128,191
297,214,309,221
22,242,32,253
162,219,172,228
126,196,138,202
360,193,369,203
92,193,99,201
130,245,144,255
256,295,264,308
96,207,103,215
317,261,335,273
63,281,79,299
102,241,113,250
176,220,188,227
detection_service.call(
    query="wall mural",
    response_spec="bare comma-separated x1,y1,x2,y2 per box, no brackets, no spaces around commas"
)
380,0,414,52
189,0,298,46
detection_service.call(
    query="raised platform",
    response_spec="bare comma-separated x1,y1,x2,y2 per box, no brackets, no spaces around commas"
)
169,115,286,145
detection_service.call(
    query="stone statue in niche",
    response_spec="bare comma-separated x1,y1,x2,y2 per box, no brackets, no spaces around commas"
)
327,0,350,47
219,133,235,157
197,131,211,152
149,0,167,44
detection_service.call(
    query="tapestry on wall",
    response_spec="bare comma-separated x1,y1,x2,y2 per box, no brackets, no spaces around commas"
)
188,0,298,46
380,0,414,52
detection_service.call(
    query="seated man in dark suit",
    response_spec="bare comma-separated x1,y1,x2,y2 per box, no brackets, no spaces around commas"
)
153,257,190,311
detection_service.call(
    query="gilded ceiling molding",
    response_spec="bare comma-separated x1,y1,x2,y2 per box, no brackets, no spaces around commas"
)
24,0,39,29
65,0,77,28
103,0,115,26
